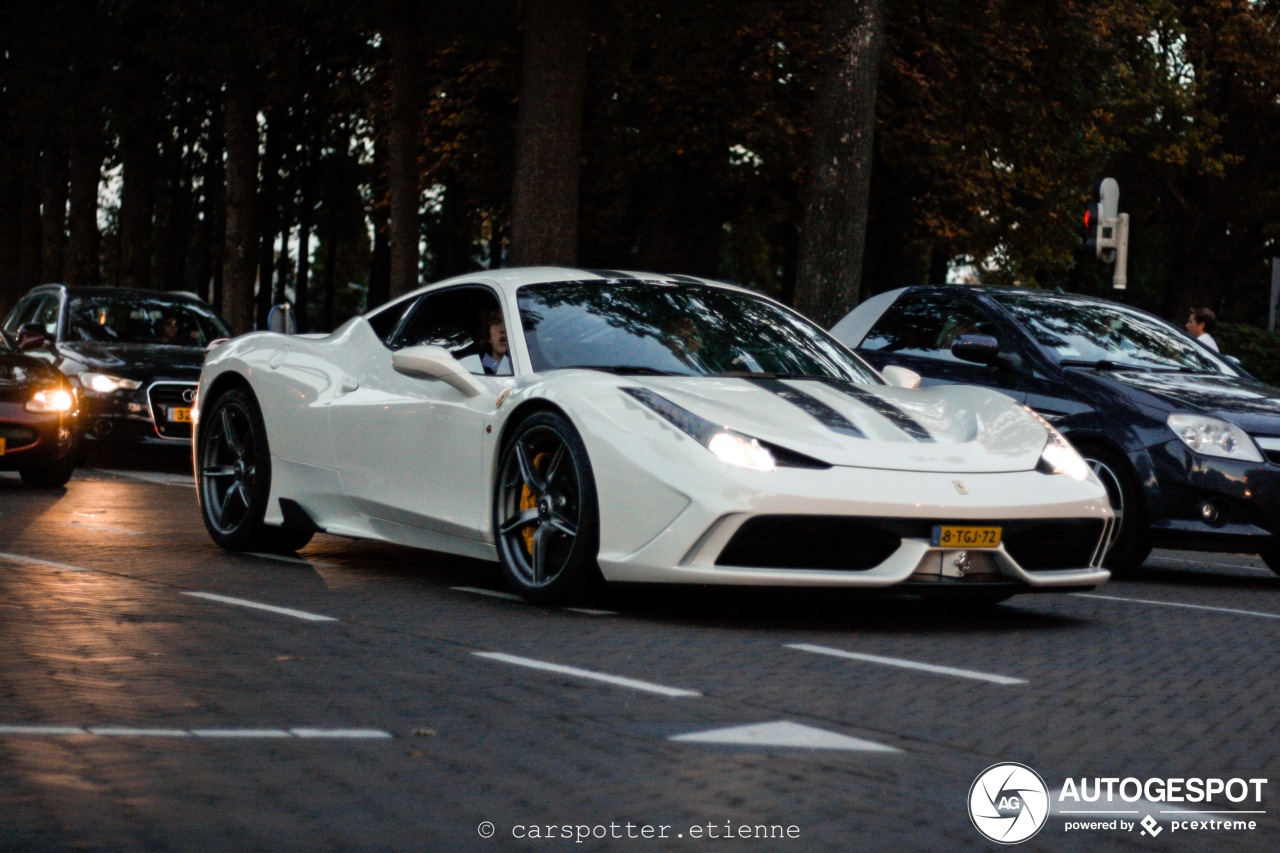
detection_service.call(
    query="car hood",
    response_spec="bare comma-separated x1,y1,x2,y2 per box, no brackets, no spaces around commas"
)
0,353,66,402
58,341,206,379
628,375,1050,473
1089,370,1280,433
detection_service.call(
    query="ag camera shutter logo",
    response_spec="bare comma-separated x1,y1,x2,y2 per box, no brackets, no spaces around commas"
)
969,763,1050,844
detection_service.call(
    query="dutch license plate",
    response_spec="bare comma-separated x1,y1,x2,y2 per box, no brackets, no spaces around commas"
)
932,525,1002,548
169,407,193,423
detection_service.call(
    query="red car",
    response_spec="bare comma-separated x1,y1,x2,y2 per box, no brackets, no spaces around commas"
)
0,327,80,486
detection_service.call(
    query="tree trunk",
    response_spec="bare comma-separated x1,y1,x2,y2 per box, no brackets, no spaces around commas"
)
386,22,421,298
257,106,283,325
118,130,157,290
792,0,886,327
38,147,68,283
0,150,21,307
222,71,259,334
66,137,103,286
508,0,588,266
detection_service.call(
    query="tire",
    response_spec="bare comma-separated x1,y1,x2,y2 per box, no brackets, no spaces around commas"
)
493,410,603,604
1081,445,1151,573
197,387,313,553
19,430,78,488
1261,549,1280,576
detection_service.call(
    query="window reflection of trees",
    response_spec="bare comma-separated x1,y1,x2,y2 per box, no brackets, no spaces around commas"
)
997,295,1219,372
517,281,877,383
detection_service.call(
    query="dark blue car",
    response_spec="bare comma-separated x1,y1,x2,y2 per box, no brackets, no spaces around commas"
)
832,286,1280,575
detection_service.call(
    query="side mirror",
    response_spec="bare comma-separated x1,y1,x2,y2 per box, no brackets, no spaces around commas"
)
951,334,1001,366
881,364,921,389
392,345,487,398
16,323,48,351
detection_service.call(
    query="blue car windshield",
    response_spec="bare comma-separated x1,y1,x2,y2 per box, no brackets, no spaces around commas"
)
993,292,1229,373
66,294,231,347
517,280,879,383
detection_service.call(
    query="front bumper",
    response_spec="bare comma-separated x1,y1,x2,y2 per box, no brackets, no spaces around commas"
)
1147,439,1280,554
589,438,1115,591
79,380,198,443
0,403,77,471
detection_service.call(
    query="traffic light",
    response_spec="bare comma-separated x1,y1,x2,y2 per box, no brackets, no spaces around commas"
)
1083,203,1103,255
1082,177,1130,289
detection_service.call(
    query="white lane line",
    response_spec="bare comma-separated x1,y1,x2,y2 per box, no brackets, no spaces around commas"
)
0,726,87,735
452,586,616,615
91,470,196,488
453,586,523,601
0,726,393,739
291,728,393,739
182,591,337,622
786,643,1028,686
1148,555,1271,574
474,652,701,697
0,551,92,572
56,521,143,536
243,552,339,569
1072,593,1280,620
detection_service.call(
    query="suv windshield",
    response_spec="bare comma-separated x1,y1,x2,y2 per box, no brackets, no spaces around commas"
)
66,293,230,347
993,292,1228,373
517,280,879,383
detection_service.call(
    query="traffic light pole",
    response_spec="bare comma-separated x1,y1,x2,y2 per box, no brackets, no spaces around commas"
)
1111,213,1130,291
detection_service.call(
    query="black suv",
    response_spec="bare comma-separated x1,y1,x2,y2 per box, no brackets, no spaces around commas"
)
3,285,231,445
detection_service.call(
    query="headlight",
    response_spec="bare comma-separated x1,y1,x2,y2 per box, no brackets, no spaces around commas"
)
707,431,776,472
1038,431,1090,479
1167,414,1263,463
26,388,75,413
1025,406,1090,479
80,372,142,393
623,386,778,471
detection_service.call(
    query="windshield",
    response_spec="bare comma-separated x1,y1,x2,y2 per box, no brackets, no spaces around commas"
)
993,292,1229,373
66,293,230,347
517,280,880,383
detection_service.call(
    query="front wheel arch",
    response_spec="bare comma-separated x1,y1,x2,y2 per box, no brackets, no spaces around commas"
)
1072,439,1151,573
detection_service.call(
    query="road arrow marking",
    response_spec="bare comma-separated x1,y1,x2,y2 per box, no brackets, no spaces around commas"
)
671,721,898,752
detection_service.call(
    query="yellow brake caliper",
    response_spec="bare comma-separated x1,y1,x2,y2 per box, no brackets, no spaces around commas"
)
519,452,549,554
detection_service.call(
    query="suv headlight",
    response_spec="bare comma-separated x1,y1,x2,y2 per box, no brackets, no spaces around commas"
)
80,372,142,393
1167,414,1263,462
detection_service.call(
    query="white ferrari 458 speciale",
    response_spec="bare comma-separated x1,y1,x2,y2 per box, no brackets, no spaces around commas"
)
194,267,1113,603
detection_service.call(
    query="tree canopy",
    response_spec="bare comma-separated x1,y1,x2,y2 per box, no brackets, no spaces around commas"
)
1,0,1276,332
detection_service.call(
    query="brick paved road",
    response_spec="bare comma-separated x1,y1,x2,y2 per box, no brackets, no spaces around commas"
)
1,448,1277,852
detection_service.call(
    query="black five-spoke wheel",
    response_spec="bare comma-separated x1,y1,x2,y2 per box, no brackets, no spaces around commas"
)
494,411,602,603
198,387,312,553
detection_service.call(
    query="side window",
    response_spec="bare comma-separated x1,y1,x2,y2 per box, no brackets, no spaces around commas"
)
861,296,999,363
5,294,49,333
390,286,506,375
366,295,418,344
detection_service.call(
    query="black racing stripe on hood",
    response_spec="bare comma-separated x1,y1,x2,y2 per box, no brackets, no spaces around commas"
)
621,386,719,442
819,379,936,442
748,377,866,438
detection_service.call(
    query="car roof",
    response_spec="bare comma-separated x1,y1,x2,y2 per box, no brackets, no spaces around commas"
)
406,267,755,299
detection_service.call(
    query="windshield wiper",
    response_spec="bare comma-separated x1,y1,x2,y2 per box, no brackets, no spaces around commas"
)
1060,358,1148,372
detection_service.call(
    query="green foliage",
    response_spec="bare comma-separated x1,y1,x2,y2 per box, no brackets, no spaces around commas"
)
1215,322,1280,388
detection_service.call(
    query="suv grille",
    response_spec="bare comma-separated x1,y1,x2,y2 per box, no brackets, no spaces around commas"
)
146,382,198,440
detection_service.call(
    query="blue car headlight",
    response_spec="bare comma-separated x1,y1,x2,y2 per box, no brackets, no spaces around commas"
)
1167,414,1263,463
